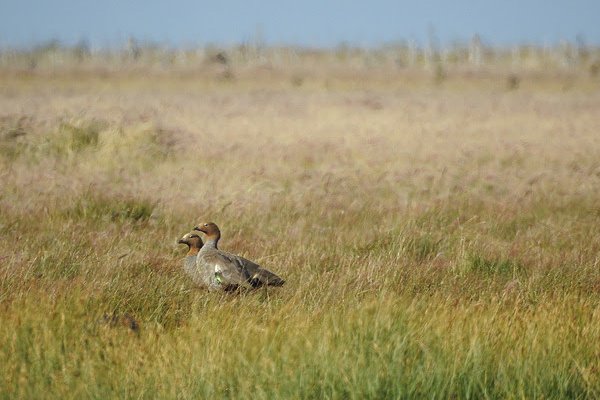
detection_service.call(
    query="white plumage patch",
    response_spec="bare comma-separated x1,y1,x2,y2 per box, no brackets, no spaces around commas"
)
214,264,224,284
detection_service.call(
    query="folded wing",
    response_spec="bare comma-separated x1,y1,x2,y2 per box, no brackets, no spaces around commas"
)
223,252,285,287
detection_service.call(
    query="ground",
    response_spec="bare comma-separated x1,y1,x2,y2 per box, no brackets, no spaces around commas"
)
0,59,599,398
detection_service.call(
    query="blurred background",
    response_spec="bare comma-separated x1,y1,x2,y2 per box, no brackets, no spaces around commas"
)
1,0,599,74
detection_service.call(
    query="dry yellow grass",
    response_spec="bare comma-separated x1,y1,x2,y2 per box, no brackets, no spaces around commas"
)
0,62,599,398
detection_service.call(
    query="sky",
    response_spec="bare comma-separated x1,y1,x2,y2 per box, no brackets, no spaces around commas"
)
1,0,599,49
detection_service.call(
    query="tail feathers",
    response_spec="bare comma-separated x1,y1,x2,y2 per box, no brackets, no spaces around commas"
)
250,268,285,287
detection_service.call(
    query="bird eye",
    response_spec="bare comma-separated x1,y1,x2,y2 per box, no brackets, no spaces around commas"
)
204,223,209,227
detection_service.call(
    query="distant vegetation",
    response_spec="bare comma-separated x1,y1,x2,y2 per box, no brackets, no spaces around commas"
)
1,36,599,76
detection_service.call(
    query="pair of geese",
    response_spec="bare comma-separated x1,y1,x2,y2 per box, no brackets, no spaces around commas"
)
178,222,285,291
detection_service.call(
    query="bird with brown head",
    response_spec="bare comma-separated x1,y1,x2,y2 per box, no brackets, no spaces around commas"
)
193,222,285,291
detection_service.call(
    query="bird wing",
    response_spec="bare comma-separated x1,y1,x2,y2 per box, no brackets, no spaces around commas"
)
203,250,252,287
249,267,285,287
221,251,285,287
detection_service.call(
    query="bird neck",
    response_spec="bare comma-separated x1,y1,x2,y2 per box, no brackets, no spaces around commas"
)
186,246,200,256
203,236,219,250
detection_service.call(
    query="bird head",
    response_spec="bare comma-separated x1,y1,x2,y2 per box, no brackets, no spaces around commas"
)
194,222,219,234
177,232,204,250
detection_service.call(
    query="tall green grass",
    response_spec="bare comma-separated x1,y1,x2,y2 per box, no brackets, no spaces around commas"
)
1,184,598,399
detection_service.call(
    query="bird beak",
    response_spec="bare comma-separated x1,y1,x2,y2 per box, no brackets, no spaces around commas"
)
193,226,205,233
177,239,186,244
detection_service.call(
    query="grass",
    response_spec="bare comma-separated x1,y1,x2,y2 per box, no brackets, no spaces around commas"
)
0,62,599,399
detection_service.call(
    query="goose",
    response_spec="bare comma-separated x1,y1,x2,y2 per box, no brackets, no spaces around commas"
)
177,232,205,287
193,222,285,291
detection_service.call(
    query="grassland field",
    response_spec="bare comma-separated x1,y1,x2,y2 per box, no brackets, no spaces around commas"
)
0,60,599,399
